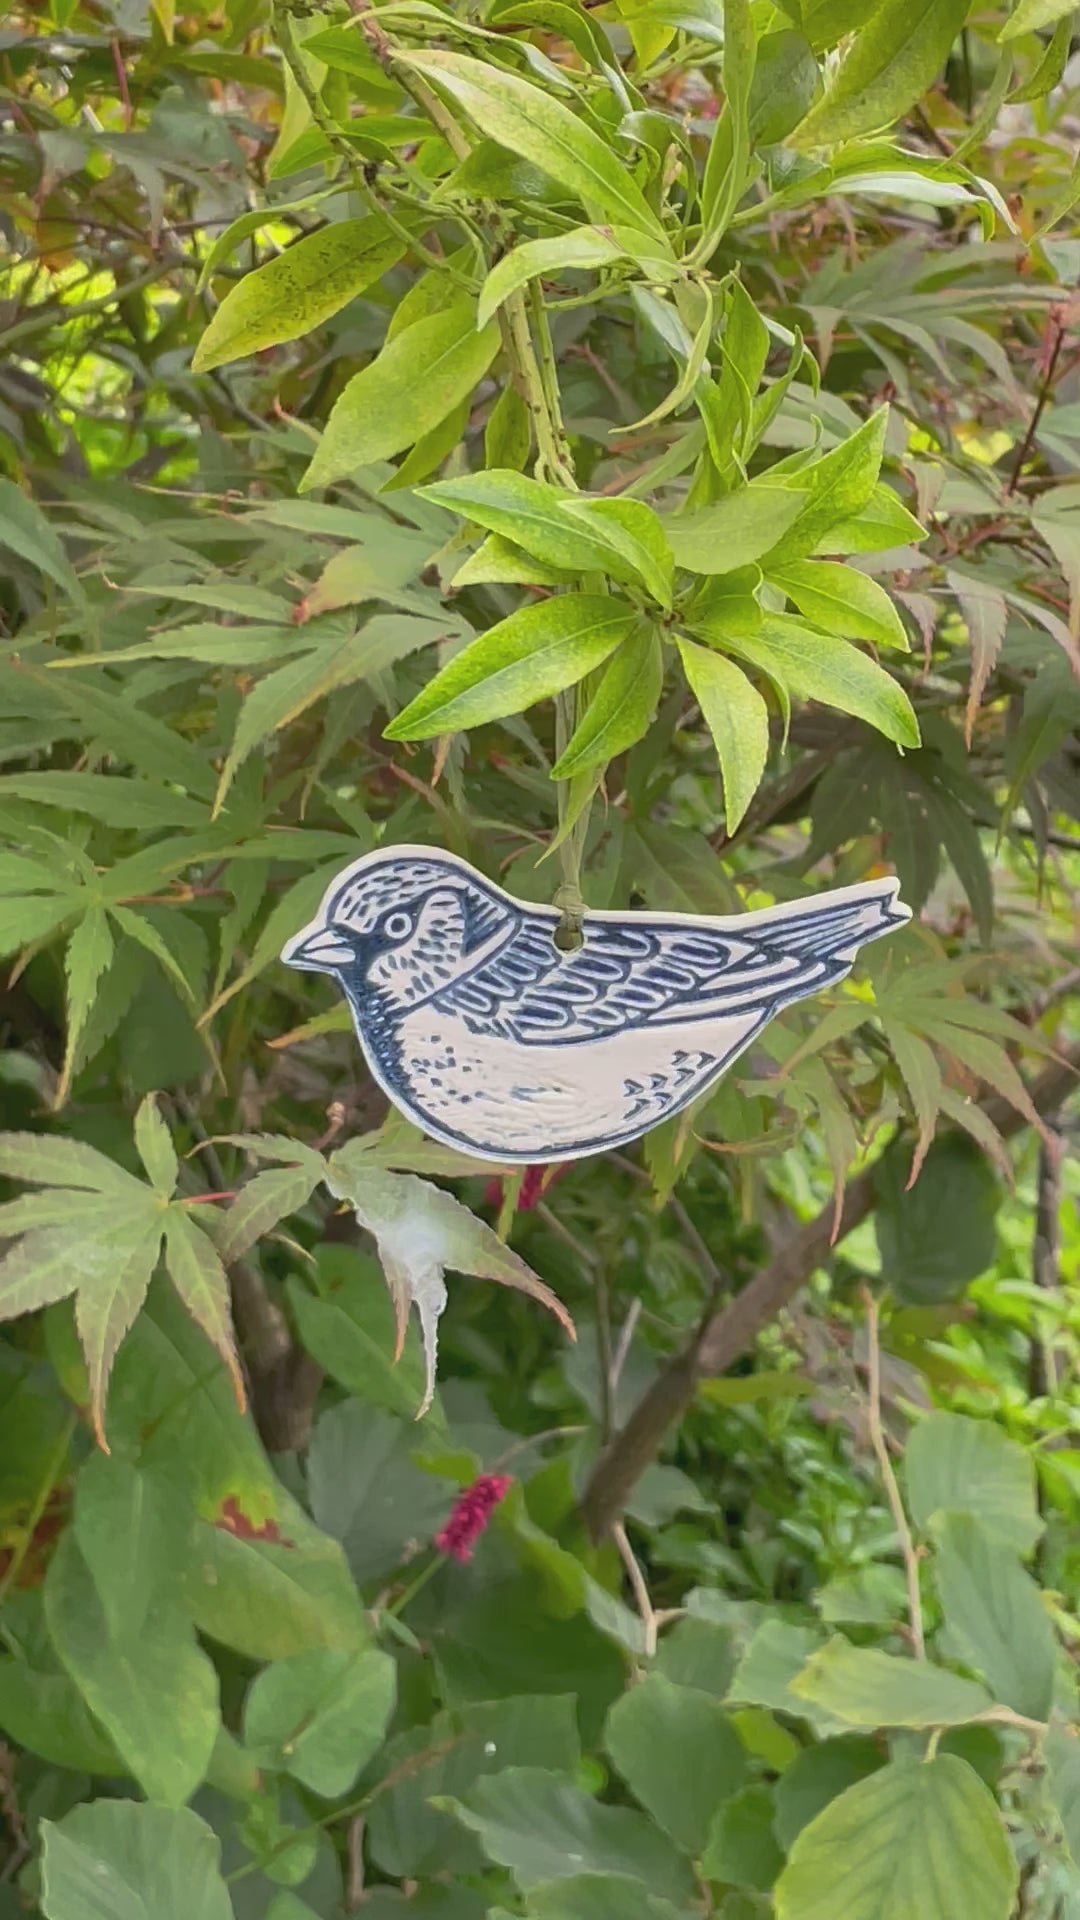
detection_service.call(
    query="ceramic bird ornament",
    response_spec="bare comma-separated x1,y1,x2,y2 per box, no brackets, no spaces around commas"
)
282,847,911,1164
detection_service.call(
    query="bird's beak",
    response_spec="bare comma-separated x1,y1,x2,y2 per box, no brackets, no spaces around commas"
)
281,925,354,973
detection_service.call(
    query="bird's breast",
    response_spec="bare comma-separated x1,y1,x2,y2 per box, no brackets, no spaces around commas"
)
372,1006,762,1161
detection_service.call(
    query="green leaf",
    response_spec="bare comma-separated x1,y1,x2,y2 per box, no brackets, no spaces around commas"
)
193,217,406,371
0,478,84,603
701,1785,783,1891
749,29,820,142
790,1638,993,1728
133,1093,178,1198
217,1162,323,1265
308,1402,456,1587
874,1134,1000,1305
60,907,114,1101
605,1673,747,1854
478,227,626,327
0,1130,145,1194
560,498,675,607
0,1654,122,1777
421,471,637,581
821,483,926,555
933,1513,1056,1721
72,1452,186,1643
904,1411,1043,1557
368,1694,581,1879
665,483,809,574
41,1803,232,1920
728,1620,842,1736
287,1246,430,1420
769,559,908,649
437,1766,697,1904
761,410,889,565
300,302,499,492
243,1646,396,1796
773,1736,887,1850
794,0,972,146
551,624,663,779
213,620,446,813
162,1213,244,1409
1000,0,1077,40
451,534,577,589
383,596,635,742
44,1530,220,1805
676,638,769,830
714,616,919,748
774,1755,1017,1920
400,50,666,239
526,1878,685,1920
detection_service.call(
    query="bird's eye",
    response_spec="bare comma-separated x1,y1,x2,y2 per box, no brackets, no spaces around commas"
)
383,910,413,941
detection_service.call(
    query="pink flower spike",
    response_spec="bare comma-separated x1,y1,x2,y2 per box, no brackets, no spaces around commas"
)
435,1473,514,1563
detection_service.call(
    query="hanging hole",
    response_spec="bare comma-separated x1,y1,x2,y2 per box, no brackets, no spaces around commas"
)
553,919,584,953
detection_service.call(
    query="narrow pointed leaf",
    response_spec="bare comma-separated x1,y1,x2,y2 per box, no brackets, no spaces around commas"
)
551,624,663,778
794,0,972,146
76,1227,163,1450
133,1094,179,1197
761,411,889,566
301,303,499,493
163,1214,245,1407
715,616,919,747
478,226,626,327
770,559,909,649
677,637,769,831
384,596,635,740
193,217,407,371
420,470,624,576
217,1162,324,1265
400,50,666,239
559,497,675,607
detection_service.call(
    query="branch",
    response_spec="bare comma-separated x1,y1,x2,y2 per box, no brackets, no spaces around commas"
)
581,1040,1080,1540
862,1285,925,1659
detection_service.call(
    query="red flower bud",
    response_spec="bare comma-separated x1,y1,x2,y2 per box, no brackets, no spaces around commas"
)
434,1473,513,1563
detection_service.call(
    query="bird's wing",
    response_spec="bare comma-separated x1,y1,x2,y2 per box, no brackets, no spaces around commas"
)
434,914,849,1044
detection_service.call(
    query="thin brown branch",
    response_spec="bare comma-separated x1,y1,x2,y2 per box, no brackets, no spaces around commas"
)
613,1522,657,1659
582,1040,1080,1540
1029,1119,1065,1400
861,1286,925,1659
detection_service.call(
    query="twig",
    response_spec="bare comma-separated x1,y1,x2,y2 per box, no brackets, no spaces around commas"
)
610,1299,642,1400
613,1522,657,1659
1006,303,1067,496
346,1815,365,1912
1029,1118,1065,1401
861,1287,925,1660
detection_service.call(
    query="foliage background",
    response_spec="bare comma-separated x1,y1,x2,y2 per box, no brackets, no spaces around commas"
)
1,0,1080,1915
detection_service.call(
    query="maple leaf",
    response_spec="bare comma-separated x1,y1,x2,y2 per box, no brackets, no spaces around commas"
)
325,1142,575,1416
0,1096,244,1448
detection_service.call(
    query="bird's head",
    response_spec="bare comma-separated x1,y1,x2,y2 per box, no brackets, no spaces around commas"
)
281,849,514,1017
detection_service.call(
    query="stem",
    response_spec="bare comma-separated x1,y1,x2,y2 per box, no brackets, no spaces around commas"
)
386,1552,442,1617
861,1287,925,1661
613,1522,658,1659
1006,306,1066,496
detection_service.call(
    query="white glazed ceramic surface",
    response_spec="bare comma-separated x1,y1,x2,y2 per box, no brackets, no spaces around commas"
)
281,846,911,1163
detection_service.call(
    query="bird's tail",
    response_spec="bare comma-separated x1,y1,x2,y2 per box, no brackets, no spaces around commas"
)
745,878,910,962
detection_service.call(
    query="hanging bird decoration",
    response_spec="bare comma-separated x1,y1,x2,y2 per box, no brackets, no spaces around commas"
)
282,846,910,1164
